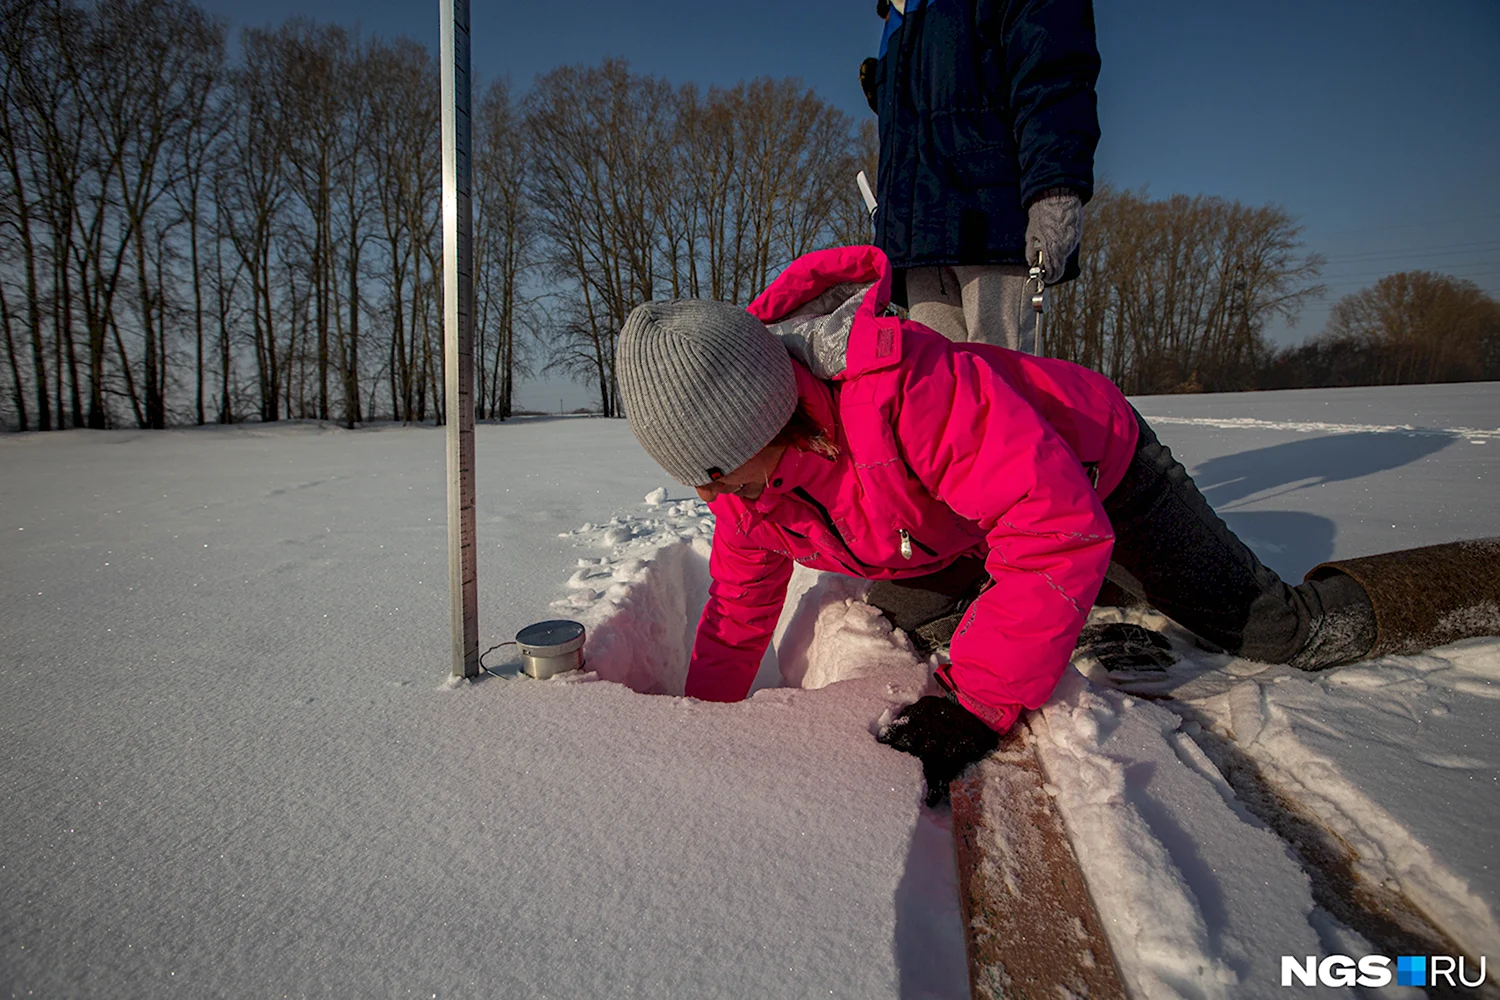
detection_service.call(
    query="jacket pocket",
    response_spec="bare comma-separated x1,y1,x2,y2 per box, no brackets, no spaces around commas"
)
924,108,1015,191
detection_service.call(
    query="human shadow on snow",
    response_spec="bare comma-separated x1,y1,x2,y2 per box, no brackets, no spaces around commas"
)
892,809,972,999
1182,431,1454,579
1189,431,1454,508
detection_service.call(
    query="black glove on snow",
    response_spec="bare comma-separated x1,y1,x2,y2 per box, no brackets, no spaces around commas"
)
876,695,1001,807
859,57,879,113
1075,622,1177,672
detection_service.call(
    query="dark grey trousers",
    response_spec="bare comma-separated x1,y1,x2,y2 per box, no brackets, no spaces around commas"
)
1102,411,1374,667
869,411,1375,667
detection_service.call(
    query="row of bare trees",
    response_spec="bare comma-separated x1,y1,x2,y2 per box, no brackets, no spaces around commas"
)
0,0,877,430
524,62,874,416
1046,188,1325,393
3,0,1488,432
1,0,473,430
1048,190,1499,392
1261,271,1500,389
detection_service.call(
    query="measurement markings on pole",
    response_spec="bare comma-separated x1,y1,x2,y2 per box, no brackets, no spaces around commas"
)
443,0,479,679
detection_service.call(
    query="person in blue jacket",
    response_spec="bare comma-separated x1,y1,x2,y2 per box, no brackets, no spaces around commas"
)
860,0,1101,352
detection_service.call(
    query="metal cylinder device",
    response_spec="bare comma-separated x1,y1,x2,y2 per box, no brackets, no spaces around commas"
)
516,620,586,679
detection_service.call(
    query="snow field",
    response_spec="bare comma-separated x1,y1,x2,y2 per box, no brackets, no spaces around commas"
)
562,495,1500,997
1122,637,1500,967
557,507,1344,998
531,383,1500,1000
2,383,1497,999
1,419,974,1000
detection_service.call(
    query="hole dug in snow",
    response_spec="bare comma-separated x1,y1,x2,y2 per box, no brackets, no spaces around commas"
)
556,497,924,697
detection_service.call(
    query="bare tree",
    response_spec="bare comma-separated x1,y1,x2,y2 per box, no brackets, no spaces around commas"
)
737,77,857,289
1,251,27,429
526,60,671,417
0,0,53,429
1049,188,1324,393
367,38,420,422
332,38,375,429
1321,272,1500,385
473,76,533,420
825,117,880,249
258,19,349,422
222,27,292,422
163,7,228,425
206,168,244,422
82,0,219,428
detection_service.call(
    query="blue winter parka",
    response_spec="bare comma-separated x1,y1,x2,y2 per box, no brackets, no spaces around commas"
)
872,0,1102,276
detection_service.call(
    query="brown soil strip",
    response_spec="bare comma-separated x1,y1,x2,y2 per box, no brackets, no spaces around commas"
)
951,736,1129,1000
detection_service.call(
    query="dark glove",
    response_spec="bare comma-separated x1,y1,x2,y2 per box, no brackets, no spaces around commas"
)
876,695,1001,807
1075,622,1176,672
859,57,879,114
1024,189,1083,284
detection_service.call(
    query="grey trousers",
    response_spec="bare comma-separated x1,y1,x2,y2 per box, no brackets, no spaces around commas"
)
903,264,1037,353
868,411,1377,668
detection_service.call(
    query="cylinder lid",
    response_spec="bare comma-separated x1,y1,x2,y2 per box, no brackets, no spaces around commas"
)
516,619,586,655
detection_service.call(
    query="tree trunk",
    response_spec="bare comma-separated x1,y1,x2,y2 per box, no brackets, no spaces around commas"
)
317,178,330,421
1,279,29,431
60,248,82,427
108,308,146,428
345,236,362,428
133,227,160,428
217,271,233,425
19,203,51,430
190,206,205,425
52,288,64,429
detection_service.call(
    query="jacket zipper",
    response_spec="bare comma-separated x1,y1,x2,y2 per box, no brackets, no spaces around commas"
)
790,486,878,575
897,528,938,560
788,488,939,570
791,487,846,547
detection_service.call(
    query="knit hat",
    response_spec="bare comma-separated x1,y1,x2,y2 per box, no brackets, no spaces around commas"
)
618,299,798,487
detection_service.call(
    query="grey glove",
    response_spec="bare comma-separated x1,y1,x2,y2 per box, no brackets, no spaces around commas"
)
1025,189,1083,285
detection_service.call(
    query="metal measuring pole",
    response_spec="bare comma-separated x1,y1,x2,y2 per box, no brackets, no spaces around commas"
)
442,0,479,679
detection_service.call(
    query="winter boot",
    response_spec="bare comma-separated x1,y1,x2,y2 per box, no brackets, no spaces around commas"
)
1302,537,1500,661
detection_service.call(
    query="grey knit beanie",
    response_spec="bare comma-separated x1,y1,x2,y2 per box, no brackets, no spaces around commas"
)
618,299,797,487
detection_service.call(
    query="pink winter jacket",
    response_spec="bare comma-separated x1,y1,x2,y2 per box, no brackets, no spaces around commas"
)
685,246,1140,732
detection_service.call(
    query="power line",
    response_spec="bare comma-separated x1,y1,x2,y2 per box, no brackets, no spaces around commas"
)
1317,271,1500,294
1322,262,1500,281
1320,264,1500,284
1302,211,1500,239
1318,240,1500,265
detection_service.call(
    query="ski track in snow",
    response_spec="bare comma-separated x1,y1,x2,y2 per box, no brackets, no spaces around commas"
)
1146,414,1500,442
1117,634,1500,965
552,491,1500,1000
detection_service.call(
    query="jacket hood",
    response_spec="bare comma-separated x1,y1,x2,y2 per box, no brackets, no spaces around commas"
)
748,246,895,379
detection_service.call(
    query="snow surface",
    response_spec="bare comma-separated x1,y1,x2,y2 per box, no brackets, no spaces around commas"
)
2,382,1498,999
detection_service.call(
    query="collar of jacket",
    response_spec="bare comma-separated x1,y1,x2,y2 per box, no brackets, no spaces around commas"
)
750,245,905,381
750,245,892,330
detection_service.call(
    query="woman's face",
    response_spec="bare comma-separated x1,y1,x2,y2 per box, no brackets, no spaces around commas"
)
695,443,788,503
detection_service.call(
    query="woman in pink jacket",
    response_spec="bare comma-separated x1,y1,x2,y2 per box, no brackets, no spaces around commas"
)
617,245,1499,806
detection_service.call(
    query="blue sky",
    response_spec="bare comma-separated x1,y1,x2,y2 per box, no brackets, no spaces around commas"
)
197,0,1500,407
